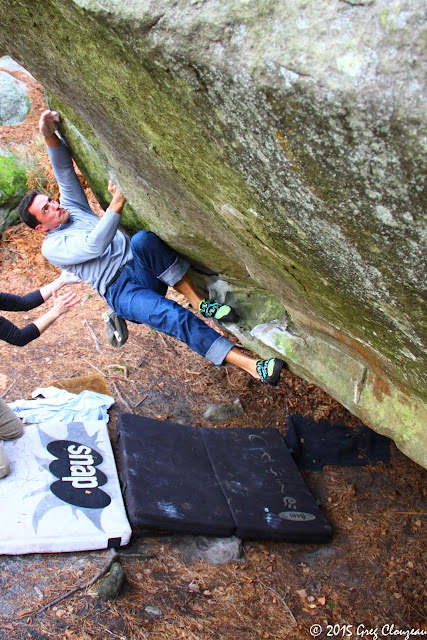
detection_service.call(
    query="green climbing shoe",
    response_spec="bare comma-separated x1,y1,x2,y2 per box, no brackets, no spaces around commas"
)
198,298,237,322
256,358,285,386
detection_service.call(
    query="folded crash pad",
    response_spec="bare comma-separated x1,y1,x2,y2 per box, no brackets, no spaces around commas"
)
0,420,131,555
116,414,332,543
285,414,390,470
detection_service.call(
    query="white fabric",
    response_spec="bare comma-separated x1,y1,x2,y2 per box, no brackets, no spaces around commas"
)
8,387,114,424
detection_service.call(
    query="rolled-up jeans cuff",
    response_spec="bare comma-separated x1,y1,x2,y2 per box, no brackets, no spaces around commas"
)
159,256,190,287
205,336,234,365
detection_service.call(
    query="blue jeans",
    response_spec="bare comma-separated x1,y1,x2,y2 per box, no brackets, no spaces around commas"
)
105,231,234,365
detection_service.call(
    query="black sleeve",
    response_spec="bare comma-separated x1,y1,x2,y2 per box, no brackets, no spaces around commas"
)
0,290,44,312
0,316,41,346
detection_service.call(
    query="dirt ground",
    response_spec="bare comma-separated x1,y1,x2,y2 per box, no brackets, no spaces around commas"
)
0,65,426,640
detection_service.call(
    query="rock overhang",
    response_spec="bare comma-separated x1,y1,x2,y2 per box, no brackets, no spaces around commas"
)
0,0,425,466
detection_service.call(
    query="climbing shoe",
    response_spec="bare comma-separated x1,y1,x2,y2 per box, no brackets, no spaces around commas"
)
256,358,285,386
102,309,129,348
0,443,11,479
198,298,237,323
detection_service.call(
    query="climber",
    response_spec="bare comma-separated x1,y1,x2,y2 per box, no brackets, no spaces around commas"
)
18,110,287,386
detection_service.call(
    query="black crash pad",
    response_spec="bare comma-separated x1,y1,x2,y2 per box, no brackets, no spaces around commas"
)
116,414,332,543
285,414,390,470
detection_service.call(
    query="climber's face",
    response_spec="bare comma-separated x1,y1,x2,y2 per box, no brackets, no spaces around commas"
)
28,194,70,231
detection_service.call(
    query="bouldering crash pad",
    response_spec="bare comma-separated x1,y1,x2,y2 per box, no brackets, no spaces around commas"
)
0,420,131,554
116,414,332,543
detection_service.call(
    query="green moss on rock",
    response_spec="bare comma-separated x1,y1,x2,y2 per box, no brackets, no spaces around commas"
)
0,154,27,202
1,0,425,465
0,154,27,232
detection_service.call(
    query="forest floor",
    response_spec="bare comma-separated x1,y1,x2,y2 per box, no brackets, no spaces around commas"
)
0,60,425,640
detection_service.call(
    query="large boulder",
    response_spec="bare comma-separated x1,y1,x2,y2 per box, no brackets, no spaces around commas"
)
0,1,425,466
0,70,30,126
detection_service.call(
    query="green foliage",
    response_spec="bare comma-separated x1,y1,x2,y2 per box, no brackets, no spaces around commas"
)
0,154,27,204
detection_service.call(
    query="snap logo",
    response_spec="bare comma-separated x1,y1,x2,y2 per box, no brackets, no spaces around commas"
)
279,511,316,522
48,440,111,509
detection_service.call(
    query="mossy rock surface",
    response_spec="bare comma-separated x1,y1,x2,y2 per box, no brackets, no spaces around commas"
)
0,154,28,233
0,0,425,466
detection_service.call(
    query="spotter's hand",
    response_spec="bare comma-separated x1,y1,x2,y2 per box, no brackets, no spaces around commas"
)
51,289,80,316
